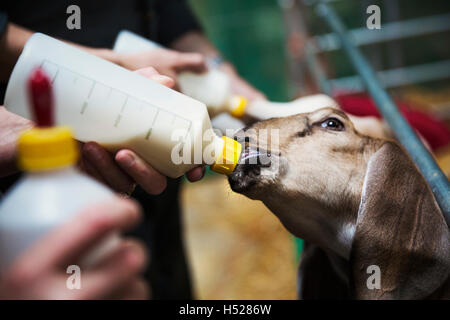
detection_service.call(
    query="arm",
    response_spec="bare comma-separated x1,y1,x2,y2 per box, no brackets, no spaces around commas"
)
0,23,30,82
0,22,207,88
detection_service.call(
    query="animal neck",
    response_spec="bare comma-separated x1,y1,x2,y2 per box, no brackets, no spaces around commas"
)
264,189,361,259
263,137,384,260
264,148,379,259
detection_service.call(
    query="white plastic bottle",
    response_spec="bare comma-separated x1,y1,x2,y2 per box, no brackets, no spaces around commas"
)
113,30,162,53
0,146,118,271
0,70,118,272
5,33,242,178
114,30,247,118
245,94,339,120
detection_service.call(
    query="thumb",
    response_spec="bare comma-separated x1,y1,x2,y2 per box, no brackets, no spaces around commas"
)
135,67,175,88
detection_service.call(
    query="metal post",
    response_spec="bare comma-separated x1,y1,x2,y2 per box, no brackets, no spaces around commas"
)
305,42,332,95
315,2,450,224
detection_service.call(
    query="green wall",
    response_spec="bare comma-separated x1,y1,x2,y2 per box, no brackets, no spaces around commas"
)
189,0,290,101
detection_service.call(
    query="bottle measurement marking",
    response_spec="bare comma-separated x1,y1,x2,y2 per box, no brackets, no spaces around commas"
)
177,121,193,155
114,115,122,127
40,60,192,139
145,109,159,140
80,82,96,115
145,128,153,140
51,69,59,84
114,97,128,128
120,97,128,113
80,102,88,114
184,122,192,141
87,81,95,98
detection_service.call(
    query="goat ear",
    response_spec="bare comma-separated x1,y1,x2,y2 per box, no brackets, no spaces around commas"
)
349,142,450,299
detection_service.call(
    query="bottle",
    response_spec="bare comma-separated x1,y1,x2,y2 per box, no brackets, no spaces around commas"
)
113,30,247,118
244,94,339,120
0,69,118,272
5,33,242,178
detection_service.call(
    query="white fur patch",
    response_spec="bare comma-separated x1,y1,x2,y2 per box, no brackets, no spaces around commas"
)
338,223,356,257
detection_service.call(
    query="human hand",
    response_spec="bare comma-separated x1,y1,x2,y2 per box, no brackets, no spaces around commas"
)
0,68,204,194
0,198,148,300
0,106,32,177
79,67,205,195
117,48,207,80
80,141,205,195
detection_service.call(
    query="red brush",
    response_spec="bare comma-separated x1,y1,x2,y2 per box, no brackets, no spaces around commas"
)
28,68,54,127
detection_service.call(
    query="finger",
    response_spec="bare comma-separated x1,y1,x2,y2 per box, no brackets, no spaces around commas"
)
80,157,108,186
115,149,167,195
108,278,150,300
248,91,267,102
150,74,175,88
185,166,205,182
82,142,135,194
135,67,175,88
72,240,148,300
134,66,159,77
10,198,142,276
174,52,207,73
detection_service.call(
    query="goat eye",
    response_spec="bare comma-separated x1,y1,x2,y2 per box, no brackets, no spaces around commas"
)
321,118,344,131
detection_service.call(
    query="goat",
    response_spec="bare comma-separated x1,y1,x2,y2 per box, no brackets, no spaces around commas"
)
228,107,450,299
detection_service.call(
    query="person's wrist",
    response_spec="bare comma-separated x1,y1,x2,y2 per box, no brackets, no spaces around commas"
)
218,61,238,76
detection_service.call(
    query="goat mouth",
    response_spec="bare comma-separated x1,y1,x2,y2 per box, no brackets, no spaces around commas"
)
228,148,271,194
239,148,272,167
228,165,259,193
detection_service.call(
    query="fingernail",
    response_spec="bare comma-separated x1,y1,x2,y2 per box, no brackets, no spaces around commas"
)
120,152,135,168
152,74,173,83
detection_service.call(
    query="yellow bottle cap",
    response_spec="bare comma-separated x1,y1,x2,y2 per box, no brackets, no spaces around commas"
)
210,136,242,175
18,126,79,171
229,95,247,118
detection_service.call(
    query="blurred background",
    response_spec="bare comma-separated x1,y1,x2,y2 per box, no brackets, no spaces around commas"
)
180,0,450,299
